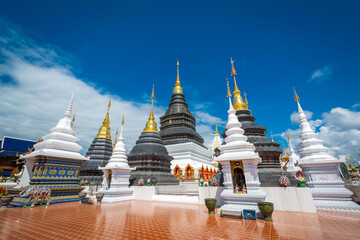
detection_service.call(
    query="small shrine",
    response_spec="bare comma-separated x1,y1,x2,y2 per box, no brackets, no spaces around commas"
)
294,89,360,211
215,80,266,218
98,114,134,202
10,94,88,206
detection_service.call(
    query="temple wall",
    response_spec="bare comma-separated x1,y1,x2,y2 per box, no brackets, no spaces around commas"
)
262,187,316,213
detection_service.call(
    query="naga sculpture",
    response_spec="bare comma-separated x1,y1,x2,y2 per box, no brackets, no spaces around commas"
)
19,186,51,207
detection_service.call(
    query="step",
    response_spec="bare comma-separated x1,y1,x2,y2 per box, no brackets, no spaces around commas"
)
152,194,199,204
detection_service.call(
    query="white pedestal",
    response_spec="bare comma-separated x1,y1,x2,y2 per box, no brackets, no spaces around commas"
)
99,168,133,203
300,163,360,211
219,161,266,218
166,142,213,177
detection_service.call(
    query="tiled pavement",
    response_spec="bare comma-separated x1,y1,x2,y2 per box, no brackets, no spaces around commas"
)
1,200,359,240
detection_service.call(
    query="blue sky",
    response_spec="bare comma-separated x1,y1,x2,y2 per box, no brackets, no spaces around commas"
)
0,1,359,159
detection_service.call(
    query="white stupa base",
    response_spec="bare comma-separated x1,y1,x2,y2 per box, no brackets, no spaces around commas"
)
300,163,360,211
220,189,266,218
166,142,213,178
311,188,360,211
99,182,134,203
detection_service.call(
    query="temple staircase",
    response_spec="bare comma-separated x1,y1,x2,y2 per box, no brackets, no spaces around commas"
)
153,182,200,204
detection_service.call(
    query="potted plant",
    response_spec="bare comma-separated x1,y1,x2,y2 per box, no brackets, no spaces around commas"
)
257,202,274,221
204,198,217,214
95,192,104,203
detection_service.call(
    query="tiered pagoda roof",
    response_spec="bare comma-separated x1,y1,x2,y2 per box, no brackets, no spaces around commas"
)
80,98,113,185
159,61,205,148
128,85,178,185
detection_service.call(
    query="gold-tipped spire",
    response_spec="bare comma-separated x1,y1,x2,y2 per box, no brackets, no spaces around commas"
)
95,97,112,140
122,113,125,125
113,128,118,149
226,78,232,98
142,84,159,133
71,111,76,128
244,92,248,105
287,131,290,141
270,131,274,142
293,87,300,102
173,60,183,94
215,121,219,135
230,58,248,111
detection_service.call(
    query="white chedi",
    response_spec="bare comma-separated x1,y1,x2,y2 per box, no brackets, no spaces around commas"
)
22,93,87,161
215,96,265,217
18,94,87,187
286,140,301,173
210,122,223,168
99,120,135,203
295,93,360,211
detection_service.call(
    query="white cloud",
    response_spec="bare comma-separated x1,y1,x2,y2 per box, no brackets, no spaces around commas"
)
282,107,360,159
0,21,217,153
322,107,360,130
290,110,313,124
308,65,333,83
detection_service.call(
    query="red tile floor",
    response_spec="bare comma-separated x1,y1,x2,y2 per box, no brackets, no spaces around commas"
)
1,200,359,240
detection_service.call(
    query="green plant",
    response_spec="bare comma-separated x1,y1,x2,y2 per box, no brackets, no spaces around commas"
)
0,168,3,177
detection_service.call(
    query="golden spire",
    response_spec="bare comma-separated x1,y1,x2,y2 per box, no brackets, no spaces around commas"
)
226,78,232,97
173,60,183,94
287,131,290,141
113,128,118,149
122,113,125,125
215,121,219,135
71,111,76,128
230,58,248,111
95,97,112,140
293,87,300,102
142,84,159,133
244,92,248,105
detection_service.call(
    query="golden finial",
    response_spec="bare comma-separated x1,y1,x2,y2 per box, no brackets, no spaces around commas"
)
270,131,274,142
231,57,237,77
244,92,248,105
95,98,112,140
226,78,232,98
113,128,118,149
287,131,290,141
173,60,183,94
230,58,248,111
72,112,76,123
108,96,112,109
142,84,159,133
293,87,300,102
122,113,125,125
215,121,219,135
